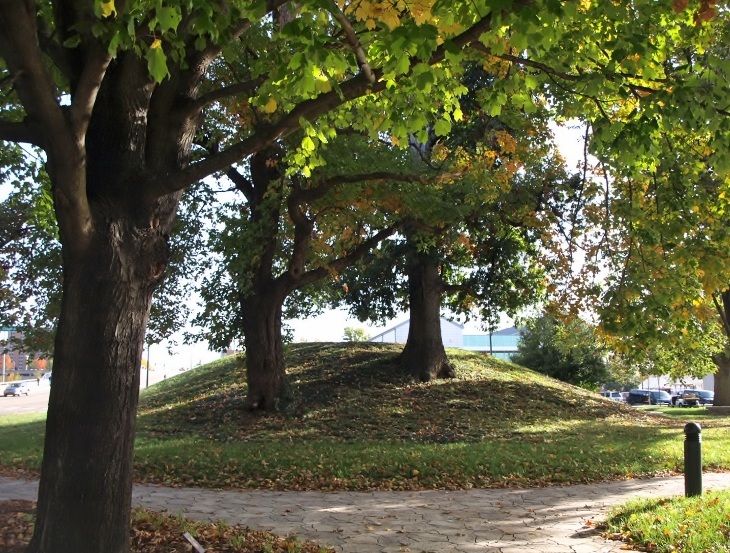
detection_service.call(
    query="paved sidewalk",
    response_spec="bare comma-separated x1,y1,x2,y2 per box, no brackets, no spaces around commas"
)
2,473,730,552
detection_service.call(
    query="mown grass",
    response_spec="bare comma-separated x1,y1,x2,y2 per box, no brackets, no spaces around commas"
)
604,490,730,552
0,413,45,475
1,342,729,491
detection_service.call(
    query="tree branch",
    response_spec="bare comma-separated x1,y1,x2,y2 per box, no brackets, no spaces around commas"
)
294,223,402,290
712,291,730,340
224,166,255,202
36,13,74,85
0,119,42,146
69,46,112,137
329,0,375,83
472,47,581,82
161,70,384,195
0,2,68,149
0,1,92,252
481,49,666,98
155,8,506,196
193,75,267,111
443,282,483,299
292,171,430,204
286,196,314,279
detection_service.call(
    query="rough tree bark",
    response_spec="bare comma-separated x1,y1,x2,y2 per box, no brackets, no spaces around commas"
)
29,208,172,552
240,285,288,410
400,249,456,381
226,150,292,410
229,152,402,409
710,289,730,407
10,22,195,549
712,355,730,407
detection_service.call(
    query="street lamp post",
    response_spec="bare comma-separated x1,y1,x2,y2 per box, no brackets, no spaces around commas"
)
146,342,150,389
0,327,16,383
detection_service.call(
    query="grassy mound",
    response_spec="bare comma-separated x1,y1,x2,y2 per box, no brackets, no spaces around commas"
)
2,343,728,490
131,343,729,490
138,343,632,444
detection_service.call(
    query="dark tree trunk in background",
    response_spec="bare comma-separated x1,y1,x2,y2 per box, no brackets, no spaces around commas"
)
712,354,730,407
712,290,730,407
28,205,173,553
241,286,288,410
232,150,293,411
231,149,398,408
400,250,456,381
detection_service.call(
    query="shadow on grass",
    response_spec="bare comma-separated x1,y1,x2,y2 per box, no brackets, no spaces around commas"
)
0,413,46,475
6,343,728,489
131,417,691,490
136,342,634,444
129,343,708,489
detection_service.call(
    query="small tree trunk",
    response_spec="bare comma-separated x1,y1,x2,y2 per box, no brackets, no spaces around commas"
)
400,251,456,382
28,217,167,553
713,354,730,407
241,288,287,410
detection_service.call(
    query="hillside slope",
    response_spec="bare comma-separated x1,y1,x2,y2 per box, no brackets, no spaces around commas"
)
133,342,696,490
138,342,634,443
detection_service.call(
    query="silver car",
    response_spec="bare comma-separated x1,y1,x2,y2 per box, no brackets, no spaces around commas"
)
601,391,624,402
3,382,31,396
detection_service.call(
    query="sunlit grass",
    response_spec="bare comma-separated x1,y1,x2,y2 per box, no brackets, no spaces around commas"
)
1,343,729,490
604,490,730,552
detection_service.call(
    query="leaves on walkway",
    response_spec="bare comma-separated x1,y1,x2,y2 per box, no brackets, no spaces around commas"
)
0,501,334,553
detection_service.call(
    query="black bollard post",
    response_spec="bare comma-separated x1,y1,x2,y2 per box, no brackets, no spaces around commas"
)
684,422,702,497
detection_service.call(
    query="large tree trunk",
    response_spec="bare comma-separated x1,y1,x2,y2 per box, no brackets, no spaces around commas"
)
400,250,456,382
712,290,730,407
241,286,288,410
28,211,170,553
712,354,730,407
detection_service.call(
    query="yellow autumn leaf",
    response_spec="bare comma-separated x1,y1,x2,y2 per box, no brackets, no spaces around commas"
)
263,97,277,113
410,0,433,25
380,10,401,29
314,70,332,94
314,79,332,94
100,0,116,17
355,2,375,22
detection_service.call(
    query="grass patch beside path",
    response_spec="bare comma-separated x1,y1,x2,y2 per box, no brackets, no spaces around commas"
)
0,413,45,476
603,490,730,552
1,343,729,490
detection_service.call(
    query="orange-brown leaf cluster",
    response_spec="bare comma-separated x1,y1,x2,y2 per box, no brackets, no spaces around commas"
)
0,501,333,553
673,0,718,24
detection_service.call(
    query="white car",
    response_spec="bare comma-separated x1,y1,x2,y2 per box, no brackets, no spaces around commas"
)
601,391,624,402
3,381,32,396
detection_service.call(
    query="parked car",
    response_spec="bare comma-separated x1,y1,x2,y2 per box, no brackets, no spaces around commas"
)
673,391,699,407
626,389,672,406
673,389,714,407
601,391,624,402
3,381,32,397
694,390,715,405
